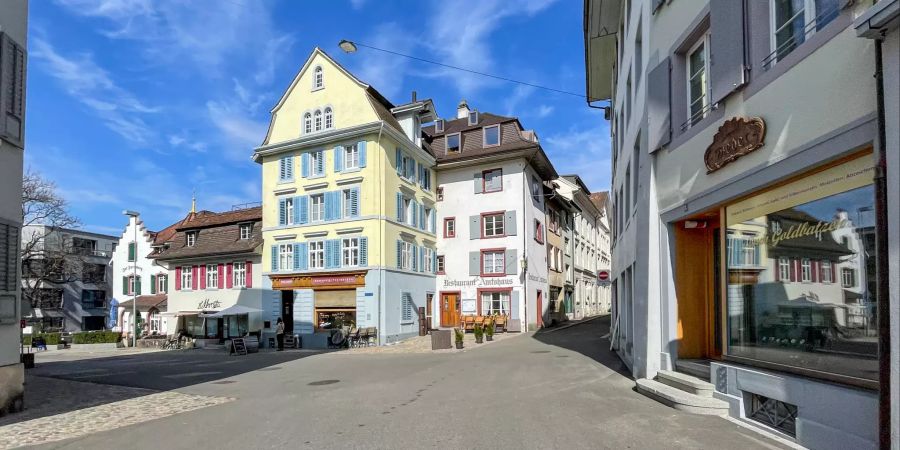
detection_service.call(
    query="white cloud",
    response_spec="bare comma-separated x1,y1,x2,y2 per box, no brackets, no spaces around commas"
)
424,0,559,95
206,100,268,161
536,105,555,118
31,36,159,144
544,126,612,191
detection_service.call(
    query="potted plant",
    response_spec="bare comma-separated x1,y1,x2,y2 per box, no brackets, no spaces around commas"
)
473,323,484,344
485,318,494,341
454,328,464,349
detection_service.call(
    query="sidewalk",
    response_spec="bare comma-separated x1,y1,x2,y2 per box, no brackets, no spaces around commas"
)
340,330,523,355
537,313,606,334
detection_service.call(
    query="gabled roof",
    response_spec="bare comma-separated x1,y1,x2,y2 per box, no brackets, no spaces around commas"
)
175,206,262,231
150,207,263,261
589,191,609,212
422,112,518,137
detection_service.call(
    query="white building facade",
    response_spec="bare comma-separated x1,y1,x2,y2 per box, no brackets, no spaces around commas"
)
586,0,893,447
112,213,172,336
0,0,27,416
430,103,556,332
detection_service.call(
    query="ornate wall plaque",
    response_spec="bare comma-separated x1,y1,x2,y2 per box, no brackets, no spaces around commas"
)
704,117,766,173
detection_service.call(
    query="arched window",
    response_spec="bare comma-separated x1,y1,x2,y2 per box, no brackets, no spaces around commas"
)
313,66,323,89
314,110,322,131
303,112,312,134
324,107,333,129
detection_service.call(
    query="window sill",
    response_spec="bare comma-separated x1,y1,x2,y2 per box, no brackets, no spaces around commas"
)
277,179,295,185
481,234,506,240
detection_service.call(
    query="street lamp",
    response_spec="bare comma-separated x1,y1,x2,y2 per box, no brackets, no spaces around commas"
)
338,40,358,54
123,210,139,348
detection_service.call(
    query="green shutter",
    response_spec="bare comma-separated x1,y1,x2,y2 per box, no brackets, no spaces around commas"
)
128,242,136,261
150,274,157,294
122,276,128,295
136,276,142,295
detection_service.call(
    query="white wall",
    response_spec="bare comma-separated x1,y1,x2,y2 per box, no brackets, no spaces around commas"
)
111,215,167,328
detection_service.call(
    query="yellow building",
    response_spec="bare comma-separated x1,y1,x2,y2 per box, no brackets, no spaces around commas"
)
253,48,438,347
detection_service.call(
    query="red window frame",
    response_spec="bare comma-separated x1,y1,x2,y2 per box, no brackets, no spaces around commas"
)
436,255,446,275
534,219,544,244
443,217,456,238
482,168,503,193
476,287,513,316
480,211,506,239
480,248,506,277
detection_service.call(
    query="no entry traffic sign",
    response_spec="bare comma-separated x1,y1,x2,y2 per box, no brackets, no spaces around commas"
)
597,270,610,284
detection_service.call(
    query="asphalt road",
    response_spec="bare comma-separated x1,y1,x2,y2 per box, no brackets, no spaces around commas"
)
35,318,787,450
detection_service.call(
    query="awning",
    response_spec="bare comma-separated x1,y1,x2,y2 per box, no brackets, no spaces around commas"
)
159,310,205,317
199,305,262,318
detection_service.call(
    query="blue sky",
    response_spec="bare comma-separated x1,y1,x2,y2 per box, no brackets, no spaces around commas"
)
26,0,610,235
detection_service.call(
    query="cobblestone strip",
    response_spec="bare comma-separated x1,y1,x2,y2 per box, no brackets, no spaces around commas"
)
0,391,233,449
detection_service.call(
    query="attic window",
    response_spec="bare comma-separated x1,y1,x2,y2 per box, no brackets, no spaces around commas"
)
435,119,444,133
240,224,251,240
313,66,323,89
483,125,500,147
468,111,479,126
186,232,197,247
446,133,461,153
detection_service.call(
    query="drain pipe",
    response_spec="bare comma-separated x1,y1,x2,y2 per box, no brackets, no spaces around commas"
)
872,39,890,450
376,122,385,345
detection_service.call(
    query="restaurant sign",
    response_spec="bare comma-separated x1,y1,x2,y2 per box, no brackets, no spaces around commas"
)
704,117,766,173
442,277,514,288
198,299,222,310
272,272,367,290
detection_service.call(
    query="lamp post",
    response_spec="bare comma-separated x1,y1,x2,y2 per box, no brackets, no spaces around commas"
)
123,210,139,348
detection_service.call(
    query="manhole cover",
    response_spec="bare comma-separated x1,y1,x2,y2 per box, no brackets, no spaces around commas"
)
212,380,236,385
530,351,551,354
308,379,340,386
258,367,281,371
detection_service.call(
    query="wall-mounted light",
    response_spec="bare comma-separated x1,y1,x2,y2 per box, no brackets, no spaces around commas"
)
520,257,528,272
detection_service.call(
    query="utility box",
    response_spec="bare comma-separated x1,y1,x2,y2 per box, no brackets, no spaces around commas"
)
431,330,451,350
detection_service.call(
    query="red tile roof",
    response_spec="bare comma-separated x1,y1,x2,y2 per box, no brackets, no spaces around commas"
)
589,191,609,212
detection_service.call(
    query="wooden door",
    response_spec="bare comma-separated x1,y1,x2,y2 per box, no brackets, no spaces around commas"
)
675,222,718,359
536,290,543,328
440,293,460,327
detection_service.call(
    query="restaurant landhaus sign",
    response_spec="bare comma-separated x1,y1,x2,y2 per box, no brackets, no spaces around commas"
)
704,117,766,173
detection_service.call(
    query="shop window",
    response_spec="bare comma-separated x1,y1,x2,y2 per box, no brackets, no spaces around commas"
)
724,156,877,384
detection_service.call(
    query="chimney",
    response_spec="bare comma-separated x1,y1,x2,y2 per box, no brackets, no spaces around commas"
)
457,99,470,119
411,90,417,102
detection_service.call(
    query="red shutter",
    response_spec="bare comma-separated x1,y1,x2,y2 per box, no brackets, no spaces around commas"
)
217,264,224,289
811,261,819,283
192,265,198,290
789,259,797,282
226,263,233,289
246,260,253,288
199,265,206,290
175,267,182,291
775,259,781,282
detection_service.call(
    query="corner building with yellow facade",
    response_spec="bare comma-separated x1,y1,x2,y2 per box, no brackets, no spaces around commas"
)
254,48,437,347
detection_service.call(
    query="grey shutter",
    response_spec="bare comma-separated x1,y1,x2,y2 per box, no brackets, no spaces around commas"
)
0,34,25,148
505,249,517,275
652,0,665,14
473,172,483,193
647,57,672,152
709,0,747,104
504,211,517,236
469,215,480,240
293,289,314,334
510,290,520,318
469,251,480,276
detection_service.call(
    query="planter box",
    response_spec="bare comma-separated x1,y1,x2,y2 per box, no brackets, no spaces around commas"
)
431,330,451,350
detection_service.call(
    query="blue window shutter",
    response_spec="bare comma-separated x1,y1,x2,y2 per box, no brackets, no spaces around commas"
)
290,197,298,224
430,210,436,233
278,198,286,225
359,237,368,266
279,157,286,180
411,201,418,228
396,240,402,269
301,153,310,178
432,250,437,274
412,245,418,272
334,239,342,267
316,150,324,175
395,148,402,175
358,140,367,167
418,247,425,272
286,156,293,179
271,245,279,271
298,195,309,224
396,192,403,221
325,240,335,269
298,243,308,270
351,188,360,217
419,204,425,231
334,145,343,172
324,192,334,221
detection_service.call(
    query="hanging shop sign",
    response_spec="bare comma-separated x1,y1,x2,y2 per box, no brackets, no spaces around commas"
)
704,117,766,173
271,272,367,290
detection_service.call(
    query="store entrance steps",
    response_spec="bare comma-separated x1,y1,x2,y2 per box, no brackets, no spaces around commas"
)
635,370,728,416
674,359,711,381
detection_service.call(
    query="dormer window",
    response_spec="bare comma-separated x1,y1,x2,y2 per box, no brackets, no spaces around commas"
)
313,66,323,89
435,119,444,133
483,124,500,147
239,224,251,240
468,111,478,126
186,232,197,247
446,133,461,153
303,113,312,134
